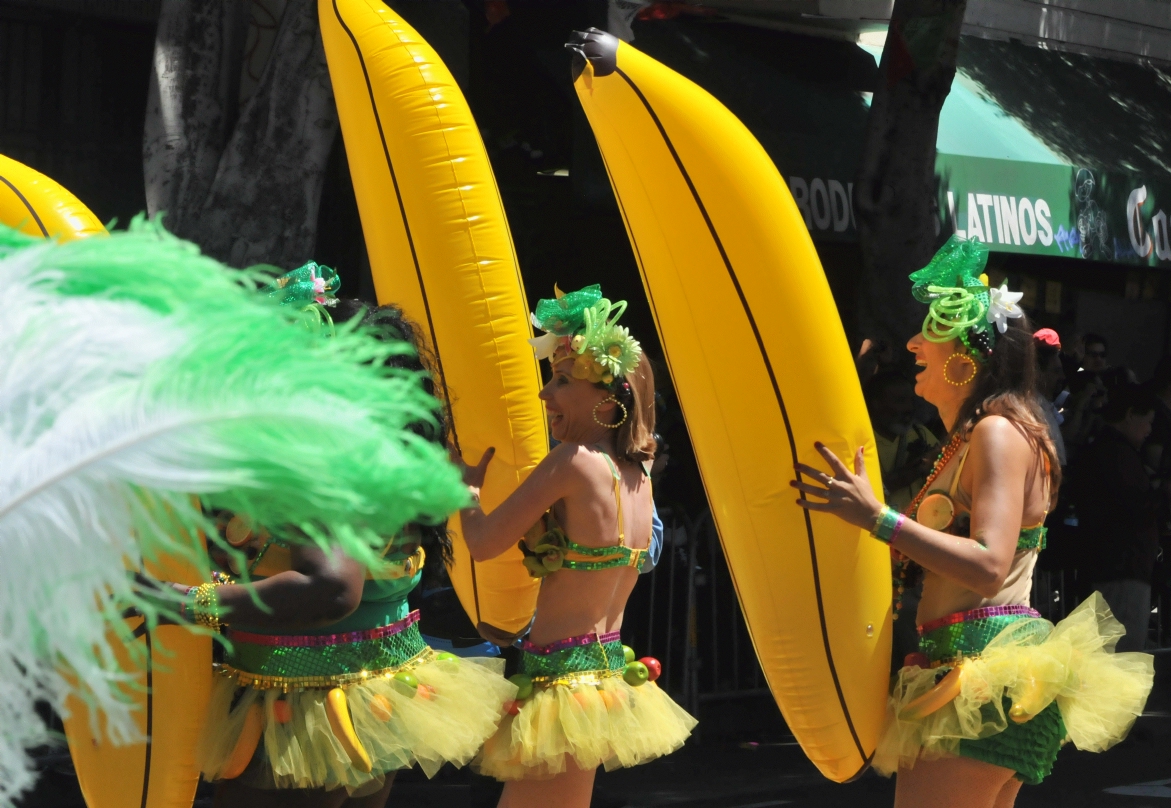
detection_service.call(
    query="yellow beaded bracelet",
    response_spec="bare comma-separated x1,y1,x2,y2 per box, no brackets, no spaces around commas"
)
191,582,223,632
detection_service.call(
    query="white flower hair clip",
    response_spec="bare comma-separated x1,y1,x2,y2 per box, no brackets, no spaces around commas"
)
986,282,1024,334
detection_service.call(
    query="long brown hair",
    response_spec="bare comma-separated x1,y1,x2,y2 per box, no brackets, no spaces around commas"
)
953,315,1062,504
602,358,656,464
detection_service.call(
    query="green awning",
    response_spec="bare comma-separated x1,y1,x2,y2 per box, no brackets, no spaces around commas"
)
630,21,1171,267
859,42,1171,267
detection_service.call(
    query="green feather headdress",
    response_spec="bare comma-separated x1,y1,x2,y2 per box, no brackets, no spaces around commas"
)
0,218,466,801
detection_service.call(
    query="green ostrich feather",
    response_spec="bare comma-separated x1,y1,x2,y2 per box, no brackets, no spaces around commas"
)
0,218,469,788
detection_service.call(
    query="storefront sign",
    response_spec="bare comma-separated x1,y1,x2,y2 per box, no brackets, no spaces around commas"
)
786,155,1171,268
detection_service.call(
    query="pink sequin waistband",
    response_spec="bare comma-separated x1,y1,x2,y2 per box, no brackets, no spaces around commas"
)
226,610,420,647
918,604,1040,636
522,630,622,655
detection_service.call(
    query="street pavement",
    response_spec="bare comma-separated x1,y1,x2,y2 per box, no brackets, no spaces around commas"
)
376,716,1171,808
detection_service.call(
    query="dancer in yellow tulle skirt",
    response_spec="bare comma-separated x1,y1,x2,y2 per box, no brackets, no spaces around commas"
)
456,285,696,808
475,630,695,781
187,288,515,805
793,238,1153,807
875,594,1151,784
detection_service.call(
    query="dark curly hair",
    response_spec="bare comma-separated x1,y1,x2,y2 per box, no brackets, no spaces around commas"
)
332,298,453,564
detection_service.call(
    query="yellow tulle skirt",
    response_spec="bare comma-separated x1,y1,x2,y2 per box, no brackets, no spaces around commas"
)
473,675,697,780
198,654,514,792
873,593,1154,780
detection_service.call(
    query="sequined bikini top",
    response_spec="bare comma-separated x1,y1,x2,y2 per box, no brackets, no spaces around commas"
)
213,513,426,580
519,452,651,577
914,445,1047,553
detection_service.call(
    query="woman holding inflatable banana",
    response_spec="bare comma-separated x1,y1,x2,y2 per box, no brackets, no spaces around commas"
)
793,237,1152,807
196,280,516,805
456,285,696,808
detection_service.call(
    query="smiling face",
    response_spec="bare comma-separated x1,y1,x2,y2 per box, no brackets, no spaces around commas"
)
538,359,616,443
906,331,976,414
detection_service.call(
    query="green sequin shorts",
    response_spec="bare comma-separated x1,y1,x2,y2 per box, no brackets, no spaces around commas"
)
919,606,1064,784
875,595,1151,785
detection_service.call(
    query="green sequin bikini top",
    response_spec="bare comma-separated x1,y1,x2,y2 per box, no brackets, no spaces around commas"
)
520,452,651,577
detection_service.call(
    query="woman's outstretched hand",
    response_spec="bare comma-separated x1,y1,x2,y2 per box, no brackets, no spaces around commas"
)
791,442,884,530
450,446,495,500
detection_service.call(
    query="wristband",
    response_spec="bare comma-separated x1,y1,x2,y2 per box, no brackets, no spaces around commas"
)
187,583,223,632
870,506,904,544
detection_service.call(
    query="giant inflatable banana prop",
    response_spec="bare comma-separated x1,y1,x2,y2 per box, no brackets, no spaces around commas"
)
62,552,211,808
0,154,210,808
0,154,105,240
320,0,545,642
569,30,890,782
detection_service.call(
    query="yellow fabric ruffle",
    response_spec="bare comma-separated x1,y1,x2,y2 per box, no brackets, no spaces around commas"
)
473,675,697,780
198,655,514,792
874,593,1154,776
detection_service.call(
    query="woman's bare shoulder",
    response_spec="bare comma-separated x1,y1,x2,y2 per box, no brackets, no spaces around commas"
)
537,442,603,480
969,415,1032,462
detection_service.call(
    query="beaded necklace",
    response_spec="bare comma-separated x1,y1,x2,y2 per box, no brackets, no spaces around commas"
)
891,431,964,620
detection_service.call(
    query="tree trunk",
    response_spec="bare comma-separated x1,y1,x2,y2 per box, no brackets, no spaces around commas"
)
855,0,967,350
144,0,338,269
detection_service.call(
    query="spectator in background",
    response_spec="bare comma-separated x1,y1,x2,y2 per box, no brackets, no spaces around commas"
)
1143,357,1171,484
1035,327,1072,466
863,370,938,672
863,371,938,513
1033,328,1068,467
855,337,896,383
1080,332,1136,386
1072,384,1159,652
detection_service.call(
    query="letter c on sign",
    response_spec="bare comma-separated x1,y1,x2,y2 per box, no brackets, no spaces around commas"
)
1128,186,1153,257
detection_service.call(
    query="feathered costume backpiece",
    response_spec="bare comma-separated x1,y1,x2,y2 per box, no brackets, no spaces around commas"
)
0,218,467,803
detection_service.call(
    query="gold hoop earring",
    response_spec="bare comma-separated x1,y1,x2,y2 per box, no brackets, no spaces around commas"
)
593,396,628,429
943,352,977,386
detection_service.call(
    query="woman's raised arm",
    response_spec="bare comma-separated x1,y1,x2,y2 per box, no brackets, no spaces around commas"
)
792,415,1033,598
457,442,584,562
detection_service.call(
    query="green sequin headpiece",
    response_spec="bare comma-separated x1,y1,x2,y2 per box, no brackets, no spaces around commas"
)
528,284,642,385
266,261,340,308
909,236,1023,360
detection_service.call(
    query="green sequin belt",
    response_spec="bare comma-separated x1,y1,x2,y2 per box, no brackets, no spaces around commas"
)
918,605,1041,665
520,631,626,687
217,610,431,690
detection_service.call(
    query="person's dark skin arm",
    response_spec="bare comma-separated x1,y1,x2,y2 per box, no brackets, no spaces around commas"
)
183,544,365,630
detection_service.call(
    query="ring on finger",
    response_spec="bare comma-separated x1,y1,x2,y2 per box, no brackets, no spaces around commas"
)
825,477,836,488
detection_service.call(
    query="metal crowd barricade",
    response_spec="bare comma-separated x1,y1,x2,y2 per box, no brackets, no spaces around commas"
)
635,511,1171,732
635,506,770,721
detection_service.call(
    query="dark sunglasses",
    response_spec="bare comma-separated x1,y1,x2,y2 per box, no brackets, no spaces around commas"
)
1084,349,1107,358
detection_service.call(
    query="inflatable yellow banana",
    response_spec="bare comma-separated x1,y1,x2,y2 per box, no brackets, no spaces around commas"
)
0,155,210,808
62,547,212,808
570,30,890,782
0,153,105,240
320,0,545,642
